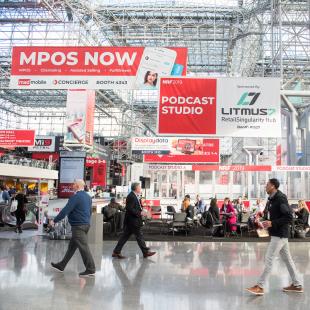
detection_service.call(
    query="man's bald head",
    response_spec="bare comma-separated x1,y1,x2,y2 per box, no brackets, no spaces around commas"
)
74,179,85,191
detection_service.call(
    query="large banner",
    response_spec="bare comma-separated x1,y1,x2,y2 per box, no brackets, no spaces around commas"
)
28,136,55,152
65,89,95,146
10,46,187,90
157,77,281,137
0,130,35,147
157,78,217,135
132,137,219,163
217,78,281,137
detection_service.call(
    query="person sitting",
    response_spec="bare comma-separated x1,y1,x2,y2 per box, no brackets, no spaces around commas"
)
195,194,205,214
104,198,125,231
181,195,194,220
209,198,220,224
234,196,246,222
220,197,237,236
248,199,266,230
294,200,310,233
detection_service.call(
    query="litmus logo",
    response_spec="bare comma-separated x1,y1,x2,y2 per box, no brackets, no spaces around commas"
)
221,91,276,116
18,79,30,86
237,92,260,106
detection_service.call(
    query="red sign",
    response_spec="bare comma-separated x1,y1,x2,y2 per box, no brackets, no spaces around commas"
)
144,139,219,163
158,78,217,135
86,157,106,187
10,46,187,90
192,165,272,171
58,183,75,198
0,130,35,147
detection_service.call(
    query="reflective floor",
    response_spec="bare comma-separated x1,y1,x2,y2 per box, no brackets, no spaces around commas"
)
0,235,310,310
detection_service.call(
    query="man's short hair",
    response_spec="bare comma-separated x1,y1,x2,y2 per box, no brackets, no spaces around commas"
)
269,178,280,189
131,182,140,191
75,179,85,189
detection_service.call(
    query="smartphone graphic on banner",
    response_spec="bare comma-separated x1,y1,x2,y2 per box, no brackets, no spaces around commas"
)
134,47,177,90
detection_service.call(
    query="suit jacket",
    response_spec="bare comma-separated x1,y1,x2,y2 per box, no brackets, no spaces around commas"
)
124,191,143,228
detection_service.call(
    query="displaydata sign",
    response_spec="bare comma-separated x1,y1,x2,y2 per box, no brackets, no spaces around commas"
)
132,137,219,163
9,46,187,90
157,77,281,138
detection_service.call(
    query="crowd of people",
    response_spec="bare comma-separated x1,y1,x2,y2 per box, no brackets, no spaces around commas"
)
179,193,310,237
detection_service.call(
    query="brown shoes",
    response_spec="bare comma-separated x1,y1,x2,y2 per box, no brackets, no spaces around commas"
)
246,284,304,295
143,251,156,258
112,252,126,259
246,285,264,296
283,284,304,293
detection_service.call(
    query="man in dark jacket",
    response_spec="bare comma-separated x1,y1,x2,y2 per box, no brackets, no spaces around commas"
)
246,178,303,295
50,179,96,277
112,182,156,259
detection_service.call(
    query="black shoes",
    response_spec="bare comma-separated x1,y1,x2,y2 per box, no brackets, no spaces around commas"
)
112,252,127,259
51,262,64,273
79,270,96,278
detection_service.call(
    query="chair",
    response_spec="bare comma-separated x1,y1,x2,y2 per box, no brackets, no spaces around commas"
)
145,206,164,234
166,205,176,219
231,212,250,237
171,212,188,236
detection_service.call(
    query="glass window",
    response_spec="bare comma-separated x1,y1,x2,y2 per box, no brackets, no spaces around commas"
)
184,171,195,185
199,171,212,184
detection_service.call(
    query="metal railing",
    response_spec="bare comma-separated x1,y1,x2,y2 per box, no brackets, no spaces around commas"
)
0,154,57,170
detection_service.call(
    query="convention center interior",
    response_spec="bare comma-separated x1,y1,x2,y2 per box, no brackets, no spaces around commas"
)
1,0,310,309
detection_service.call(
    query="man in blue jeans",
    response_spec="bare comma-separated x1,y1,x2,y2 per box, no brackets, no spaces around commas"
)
50,179,96,277
246,178,303,295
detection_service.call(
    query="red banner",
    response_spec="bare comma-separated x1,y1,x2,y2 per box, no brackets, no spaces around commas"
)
86,157,106,187
144,139,219,163
0,130,35,147
58,183,75,198
158,77,217,135
10,46,187,90
192,165,272,171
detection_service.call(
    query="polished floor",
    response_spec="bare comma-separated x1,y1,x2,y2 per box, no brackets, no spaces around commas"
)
0,235,309,310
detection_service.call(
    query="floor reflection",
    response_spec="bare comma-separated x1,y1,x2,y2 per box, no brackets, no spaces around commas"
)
0,237,309,310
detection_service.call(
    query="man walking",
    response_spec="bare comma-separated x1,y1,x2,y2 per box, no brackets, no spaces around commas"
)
112,182,156,259
246,178,303,295
50,179,96,277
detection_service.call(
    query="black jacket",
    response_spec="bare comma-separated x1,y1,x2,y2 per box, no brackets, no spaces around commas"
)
296,208,309,228
209,205,220,224
264,190,293,238
124,191,143,229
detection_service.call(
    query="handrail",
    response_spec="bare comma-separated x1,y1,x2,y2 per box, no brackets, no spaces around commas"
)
0,154,57,170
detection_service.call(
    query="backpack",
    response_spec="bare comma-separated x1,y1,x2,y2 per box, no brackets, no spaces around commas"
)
200,210,214,229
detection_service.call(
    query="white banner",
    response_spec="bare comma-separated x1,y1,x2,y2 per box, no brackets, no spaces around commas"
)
217,78,281,137
65,90,95,146
145,164,192,171
28,136,55,152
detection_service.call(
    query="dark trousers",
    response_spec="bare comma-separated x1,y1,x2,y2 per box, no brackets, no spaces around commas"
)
58,225,95,273
15,211,25,229
114,225,148,254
